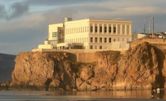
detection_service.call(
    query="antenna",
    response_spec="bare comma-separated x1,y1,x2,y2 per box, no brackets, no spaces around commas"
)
152,16,154,37
143,18,146,34
149,19,151,34
144,23,146,34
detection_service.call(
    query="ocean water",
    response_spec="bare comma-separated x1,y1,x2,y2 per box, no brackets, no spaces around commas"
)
0,90,165,101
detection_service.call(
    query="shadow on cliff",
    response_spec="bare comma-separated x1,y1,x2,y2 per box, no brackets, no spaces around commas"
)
150,46,165,99
153,47,165,89
46,52,77,91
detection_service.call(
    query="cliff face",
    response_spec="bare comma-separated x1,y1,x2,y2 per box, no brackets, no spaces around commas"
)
11,42,166,91
117,42,165,90
12,52,76,90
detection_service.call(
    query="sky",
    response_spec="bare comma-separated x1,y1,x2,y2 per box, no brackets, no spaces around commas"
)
0,0,166,55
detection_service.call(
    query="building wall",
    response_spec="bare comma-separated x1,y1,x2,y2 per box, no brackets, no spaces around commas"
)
89,19,132,50
64,19,90,49
48,23,63,41
131,37,166,50
47,18,132,51
38,41,53,49
63,19,132,50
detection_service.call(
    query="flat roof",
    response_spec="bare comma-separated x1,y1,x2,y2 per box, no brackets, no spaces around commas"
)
49,18,132,26
66,18,131,23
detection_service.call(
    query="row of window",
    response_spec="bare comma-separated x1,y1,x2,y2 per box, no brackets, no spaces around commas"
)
90,37,130,43
90,24,130,35
52,32,57,37
90,37,112,43
91,26,116,33
65,38,88,43
90,45,103,49
65,27,89,34
64,24,130,35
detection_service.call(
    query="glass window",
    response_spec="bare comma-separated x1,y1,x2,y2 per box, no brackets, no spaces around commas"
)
52,32,57,37
104,26,107,33
113,26,116,33
126,25,129,34
99,46,102,49
94,26,97,33
122,25,125,34
100,37,102,43
100,26,102,33
90,45,93,49
109,26,112,33
90,26,93,32
104,38,107,43
109,38,112,43
90,37,93,43
95,37,98,43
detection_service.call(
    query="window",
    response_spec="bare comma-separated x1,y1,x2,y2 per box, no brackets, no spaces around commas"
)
104,38,107,43
95,37,98,43
109,26,112,33
95,26,98,33
100,37,102,43
109,38,112,43
99,46,102,49
113,38,116,42
113,26,116,33
104,26,107,33
90,26,93,32
122,25,125,34
100,26,102,33
126,25,129,34
90,37,93,43
90,45,93,49
52,32,57,37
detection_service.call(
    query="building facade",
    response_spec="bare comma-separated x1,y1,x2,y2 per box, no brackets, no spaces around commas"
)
33,18,132,51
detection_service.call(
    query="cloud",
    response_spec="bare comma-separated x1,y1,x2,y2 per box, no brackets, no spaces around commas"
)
0,1,29,20
0,4,7,19
8,2,29,19
24,0,105,6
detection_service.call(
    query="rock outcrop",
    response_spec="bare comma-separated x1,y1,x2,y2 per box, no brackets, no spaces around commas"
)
11,52,76,90
116,42,165,90
11,42,166,91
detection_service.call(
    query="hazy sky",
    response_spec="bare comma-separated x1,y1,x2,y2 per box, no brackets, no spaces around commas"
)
0,0,166,54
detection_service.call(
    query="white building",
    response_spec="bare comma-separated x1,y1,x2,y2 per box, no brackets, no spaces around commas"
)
33,18,132,51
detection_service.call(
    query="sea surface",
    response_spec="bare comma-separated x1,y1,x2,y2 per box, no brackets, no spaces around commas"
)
0,90,165,101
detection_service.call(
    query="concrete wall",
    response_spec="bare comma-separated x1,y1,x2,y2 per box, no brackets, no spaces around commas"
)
64,19,90,49
48,23,63,41
131,37,166,50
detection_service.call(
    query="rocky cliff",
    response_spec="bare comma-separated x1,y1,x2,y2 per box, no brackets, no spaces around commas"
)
11,42,166,91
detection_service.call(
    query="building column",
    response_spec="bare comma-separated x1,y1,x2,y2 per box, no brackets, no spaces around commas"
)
107,24,109,34
120,24,122,35
97,24,100,34
111,24,114,34
102,24,104,34
129,24,132,35
116,24,118,35
124,24,127,35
